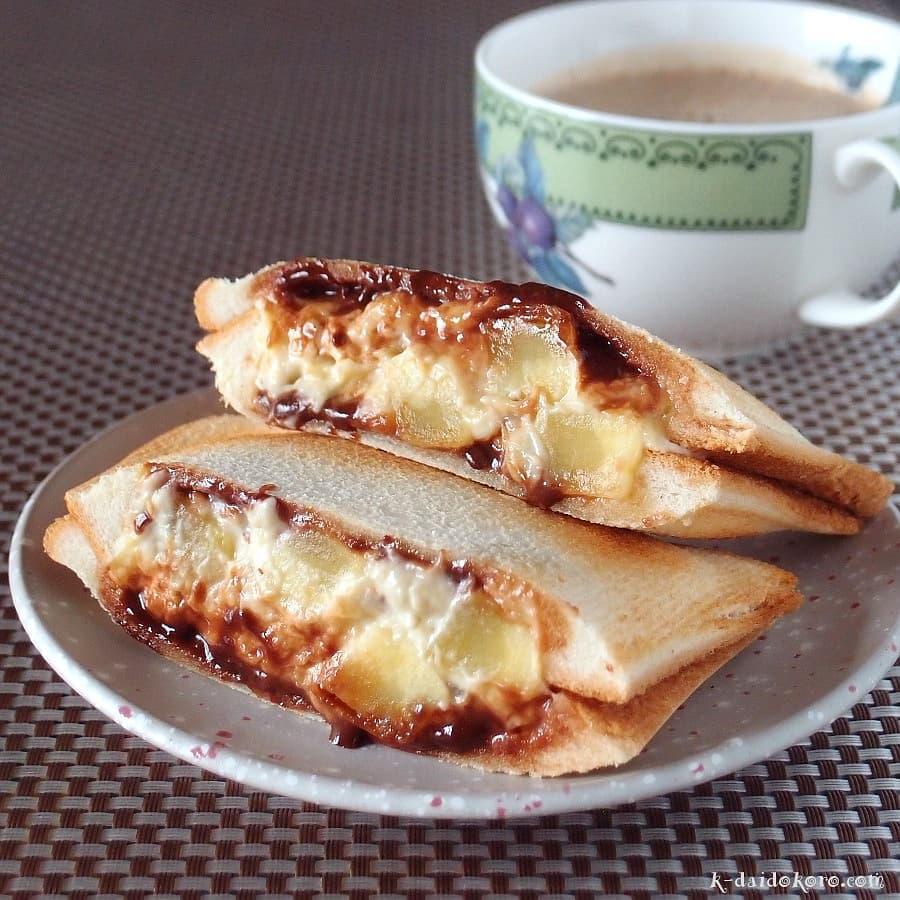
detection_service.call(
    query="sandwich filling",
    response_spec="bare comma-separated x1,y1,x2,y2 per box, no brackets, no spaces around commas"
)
103,465,551,753
249,261,676,507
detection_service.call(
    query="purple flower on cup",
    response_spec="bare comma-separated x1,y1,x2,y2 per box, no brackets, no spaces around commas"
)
492,134,613,294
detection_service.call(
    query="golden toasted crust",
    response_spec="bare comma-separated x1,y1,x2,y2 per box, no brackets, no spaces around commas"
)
44,515,100,594
194,258,886,530
45,510,761,776
120,413,270,465
473,631,757,775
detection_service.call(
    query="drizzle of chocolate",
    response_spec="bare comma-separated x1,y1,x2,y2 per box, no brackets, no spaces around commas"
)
276,259,400,308
463,437,503,473
411,700,508,752
273,258,637,379
118,582,375,748
312,686,528,755
255,391,366,434
257,390,571,509
445,558,470,579
275,258,466,312
374,533,428,566
115,587,311,710
458,439,564,507
576,327,634,384
328,719,369,749
154,465,296,529
522,479,567,510
110,582,544,756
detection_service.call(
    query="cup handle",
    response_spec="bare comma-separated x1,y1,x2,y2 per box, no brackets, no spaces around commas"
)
798,138,900,328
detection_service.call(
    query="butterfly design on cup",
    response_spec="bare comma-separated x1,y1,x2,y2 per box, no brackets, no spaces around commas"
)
821,46,883,92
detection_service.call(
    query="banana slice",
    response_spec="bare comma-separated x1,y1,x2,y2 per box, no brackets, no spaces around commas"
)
374,347,475,448
329,624,451,715
487,318,578,405
434,594,542,696
540,405,645,500
268,528,365,619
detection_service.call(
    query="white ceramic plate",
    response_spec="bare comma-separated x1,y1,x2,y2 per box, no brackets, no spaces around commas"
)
9,389,900,819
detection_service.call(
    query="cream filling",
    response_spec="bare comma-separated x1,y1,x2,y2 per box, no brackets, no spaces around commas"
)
110,480,544,718
253,301,687,500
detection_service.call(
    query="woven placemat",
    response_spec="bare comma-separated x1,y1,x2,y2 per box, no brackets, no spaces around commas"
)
1,1,897,896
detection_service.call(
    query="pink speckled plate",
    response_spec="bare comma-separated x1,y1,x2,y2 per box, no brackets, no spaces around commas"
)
10,390,900,818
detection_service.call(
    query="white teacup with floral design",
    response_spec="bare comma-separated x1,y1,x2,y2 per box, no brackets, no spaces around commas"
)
475,0,900,357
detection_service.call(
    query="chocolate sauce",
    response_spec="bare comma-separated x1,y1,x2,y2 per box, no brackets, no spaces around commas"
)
275,258,614,329
314,689,527,754
153,464,292,524
255,390,365,433
273,258,637,377
328,718,370,749
258,391,569,509
576,327,634,384
275,258,473,312
147,466,482,587
463,438,503,472
411,700,507,752
522,479,567,510
276,258,401,308
445,558,473,581
459,439,566,507
115,586,311,710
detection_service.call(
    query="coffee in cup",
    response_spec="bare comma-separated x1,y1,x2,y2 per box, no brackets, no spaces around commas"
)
535,44,879,124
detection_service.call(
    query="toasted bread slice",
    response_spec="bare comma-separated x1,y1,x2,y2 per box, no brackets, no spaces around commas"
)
194,259,891,534
45,416,800,775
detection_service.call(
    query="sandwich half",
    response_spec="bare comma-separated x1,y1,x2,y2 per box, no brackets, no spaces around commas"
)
45,416,801,775
195,258,893,538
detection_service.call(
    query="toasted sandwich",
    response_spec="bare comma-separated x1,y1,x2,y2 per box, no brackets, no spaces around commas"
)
195,258,893,538
45,416,801,775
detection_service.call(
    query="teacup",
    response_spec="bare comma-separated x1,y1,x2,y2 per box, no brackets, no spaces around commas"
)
474,0,900,357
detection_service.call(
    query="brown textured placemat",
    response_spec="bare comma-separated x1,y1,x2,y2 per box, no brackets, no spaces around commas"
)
1,0,898,896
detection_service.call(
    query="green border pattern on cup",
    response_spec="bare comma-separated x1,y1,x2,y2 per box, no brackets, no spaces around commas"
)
475,75,813,232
